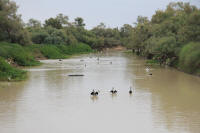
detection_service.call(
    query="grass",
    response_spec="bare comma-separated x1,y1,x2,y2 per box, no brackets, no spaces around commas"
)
57,43,93,55
40,45,66,59
0,42,40,66
0,42,93,62
25,43,93,59
24,44,45,59
0,57,27,81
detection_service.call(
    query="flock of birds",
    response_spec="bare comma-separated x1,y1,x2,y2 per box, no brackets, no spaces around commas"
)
89,64,152,97
90,87,133,96
60,55,152,97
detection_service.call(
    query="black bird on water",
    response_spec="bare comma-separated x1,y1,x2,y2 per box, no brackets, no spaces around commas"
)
129,87,133,94
91,90,99,96
110,88,117,94
91,90,95,95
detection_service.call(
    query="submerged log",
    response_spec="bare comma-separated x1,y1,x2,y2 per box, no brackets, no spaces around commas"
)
68,74,84,77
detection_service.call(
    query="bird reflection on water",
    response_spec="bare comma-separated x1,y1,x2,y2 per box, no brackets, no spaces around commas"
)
90,95,98,102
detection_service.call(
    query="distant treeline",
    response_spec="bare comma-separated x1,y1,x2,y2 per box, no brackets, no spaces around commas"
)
0,0,122,49
0,0,200,80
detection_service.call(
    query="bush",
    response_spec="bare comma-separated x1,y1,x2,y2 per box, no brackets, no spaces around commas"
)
179,42,200,74
24,44,45,59
57,43,92,55
40,45,66,59
31,31,49,44
25,43,92,59
0,42,40,66
0,57,27,81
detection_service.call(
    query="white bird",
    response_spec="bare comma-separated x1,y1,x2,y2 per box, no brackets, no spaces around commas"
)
145,67,150,72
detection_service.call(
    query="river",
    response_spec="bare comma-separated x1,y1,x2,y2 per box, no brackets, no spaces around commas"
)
0,51,200,133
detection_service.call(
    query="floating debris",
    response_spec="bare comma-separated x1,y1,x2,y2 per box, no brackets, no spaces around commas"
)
68,74,84,77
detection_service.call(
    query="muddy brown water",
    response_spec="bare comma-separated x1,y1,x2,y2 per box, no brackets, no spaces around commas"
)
0,52,200,133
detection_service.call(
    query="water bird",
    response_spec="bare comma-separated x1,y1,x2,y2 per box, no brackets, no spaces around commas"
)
145,67,150,72
110,88,117,94
59,59,62,61
129,87,133,94
110,88,114,93
113,90,117,93
91,90,99,96
95,91,99,95
8,77,11,81
91,90,95,95
149,73,153,76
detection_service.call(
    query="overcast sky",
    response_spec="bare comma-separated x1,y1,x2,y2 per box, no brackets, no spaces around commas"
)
14,0,199,29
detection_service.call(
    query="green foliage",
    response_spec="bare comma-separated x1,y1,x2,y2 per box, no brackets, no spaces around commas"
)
44,14,69,29
34,43,92,59
43,27,68,44
0,42,40,66
27,19,42,28
26,13,122,49
57,43,92,55
31,29,49,44
91,24,121,48
74,17,85,27
121,2,200,74
0,57,27,81
1,0,200,80
179,42,200,74
0,0,32,45
144,36,178,65
40,45,66,59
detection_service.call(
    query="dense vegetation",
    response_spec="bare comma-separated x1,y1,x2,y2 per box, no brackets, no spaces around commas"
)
26,16,122,49
0,42,40,66
119,2,200,76
33,43,92,59
0,57,27,81
0,0,95,81
0,0,199,81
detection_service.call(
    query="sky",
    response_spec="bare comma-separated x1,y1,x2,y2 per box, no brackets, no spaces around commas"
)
14,0,200,29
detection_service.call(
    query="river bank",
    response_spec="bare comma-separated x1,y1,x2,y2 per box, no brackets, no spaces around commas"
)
1,42,199,82
126,49,200,77
145,57,200,77
0,42,93,81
